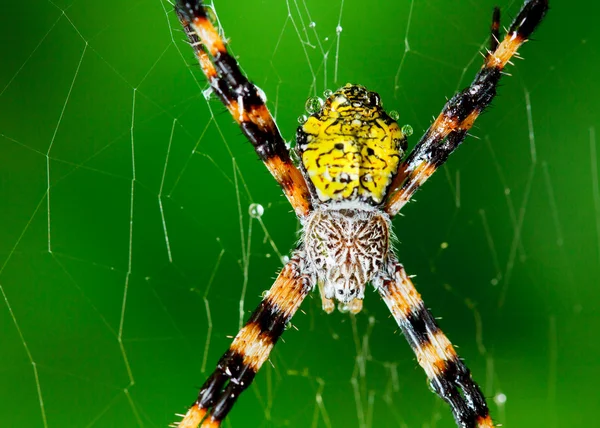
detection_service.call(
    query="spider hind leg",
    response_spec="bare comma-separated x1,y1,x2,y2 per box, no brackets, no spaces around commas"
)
177,252,312,427
376,259,493,428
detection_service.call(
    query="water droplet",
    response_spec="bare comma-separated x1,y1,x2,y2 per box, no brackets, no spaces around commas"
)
490,277,499,286
297,114,308,124
323,89,333,98
440,241,448,249
202,86,214,100
261,290,269,298
335,25,343,34
494,393,507,405
401,124,413,137
281,255,290,264
248,203,264,218
305,96,324,114
389,110,399,121
309,21,316,28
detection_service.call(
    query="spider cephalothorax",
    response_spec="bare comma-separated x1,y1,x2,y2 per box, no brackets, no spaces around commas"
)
296,84,408,205
304,206,390,314
174,1,548,427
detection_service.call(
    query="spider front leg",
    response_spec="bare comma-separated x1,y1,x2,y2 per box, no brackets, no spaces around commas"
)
384,0,548,216
375,258,493,428
176,0,313,218
177,251,313,428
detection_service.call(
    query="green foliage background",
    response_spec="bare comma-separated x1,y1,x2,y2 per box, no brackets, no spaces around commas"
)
1,0,599,427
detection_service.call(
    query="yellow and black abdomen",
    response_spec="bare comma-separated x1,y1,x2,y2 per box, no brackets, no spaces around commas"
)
296,84,407,205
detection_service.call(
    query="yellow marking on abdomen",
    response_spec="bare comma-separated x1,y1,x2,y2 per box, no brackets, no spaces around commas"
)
298,85,406,204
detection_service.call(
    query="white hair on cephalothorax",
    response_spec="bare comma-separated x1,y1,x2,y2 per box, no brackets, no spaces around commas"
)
303,206,390,314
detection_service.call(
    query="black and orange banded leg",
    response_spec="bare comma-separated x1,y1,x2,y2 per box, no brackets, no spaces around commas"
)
177,251,313,428
384,0,548,217
175,0,313,219
376,259,493,428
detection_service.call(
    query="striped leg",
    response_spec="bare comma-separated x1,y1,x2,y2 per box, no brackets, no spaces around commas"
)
177,252,313,428
175,0,313,218
384,0,548,217
376,258,493,428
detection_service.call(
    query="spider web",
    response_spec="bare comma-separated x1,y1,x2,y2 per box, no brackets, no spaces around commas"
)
1,0,599,427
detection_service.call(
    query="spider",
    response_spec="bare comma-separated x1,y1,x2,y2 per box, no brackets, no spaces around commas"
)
173,1,548,427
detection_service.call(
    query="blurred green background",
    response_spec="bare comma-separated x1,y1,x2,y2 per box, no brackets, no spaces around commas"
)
1,0,599,427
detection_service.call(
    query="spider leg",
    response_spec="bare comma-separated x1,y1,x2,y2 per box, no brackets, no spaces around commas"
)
376,258,493,428
383,0,548,217
177,251,313,428
175,0,313,219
